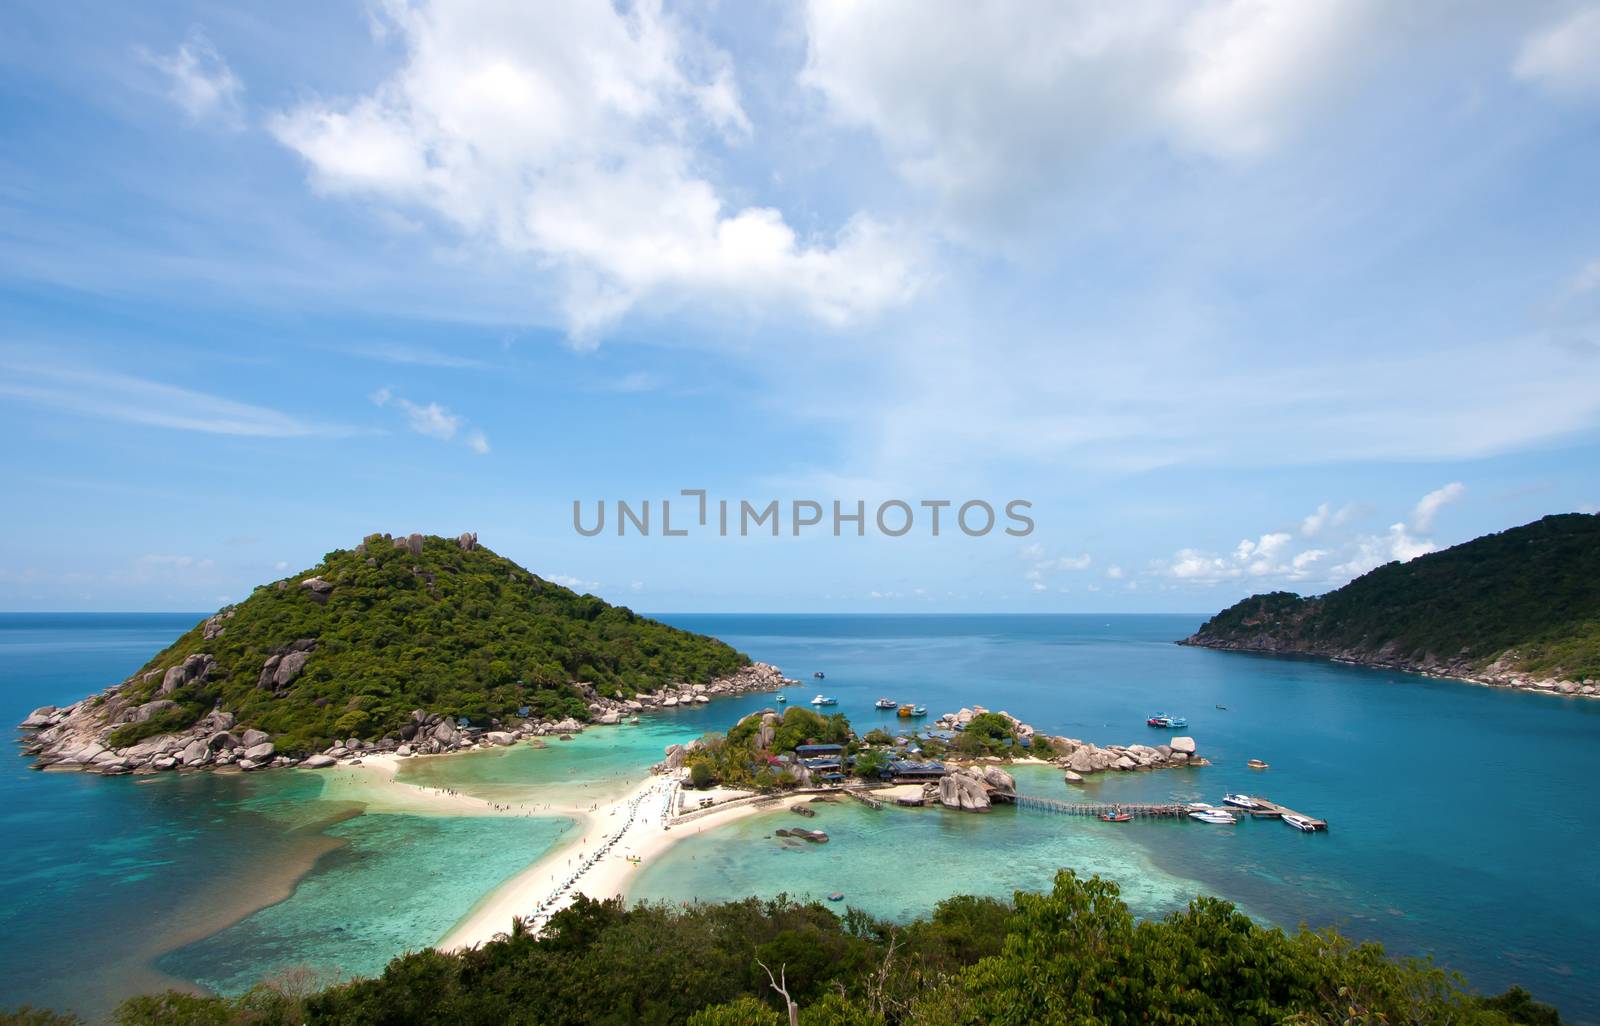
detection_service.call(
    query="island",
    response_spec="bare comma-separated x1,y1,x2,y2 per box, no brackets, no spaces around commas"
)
1180,513,1600,697
16,532,790,775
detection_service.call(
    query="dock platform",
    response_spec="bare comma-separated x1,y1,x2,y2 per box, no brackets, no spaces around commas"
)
1014,793,1328,829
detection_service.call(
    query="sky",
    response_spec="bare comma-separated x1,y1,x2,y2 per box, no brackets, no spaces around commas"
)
1,0,1598,613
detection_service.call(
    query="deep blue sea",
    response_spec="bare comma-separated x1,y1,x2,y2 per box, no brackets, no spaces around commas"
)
2,613,1597,1022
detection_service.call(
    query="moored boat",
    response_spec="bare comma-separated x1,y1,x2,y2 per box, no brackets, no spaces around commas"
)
1100,808,1132,823
828,892,844,901
810,694,837,706
1282,813,1319,832
1223,793,1261,810
1247,758,1268,770
874,698,897,709
775,694,787,703
1189,809,1237,825
813,671,826,679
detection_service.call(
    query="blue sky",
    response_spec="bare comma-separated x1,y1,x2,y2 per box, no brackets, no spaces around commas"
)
1,0,1598,613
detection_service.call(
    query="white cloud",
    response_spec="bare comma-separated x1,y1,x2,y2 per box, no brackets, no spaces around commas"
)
398,400,461,441
1056,554,1093,571
370,387,489,454
1515,5,1600,99
1105,564,1126,579
0,359,342,437
1300,501,1355,537
1411,482,1464,532
802,0,1397,235
1165,530,1331,584
272,0,919,344
141,30,243,124
1291,549,1327,571
1331,521,1436,578
550,574,600,592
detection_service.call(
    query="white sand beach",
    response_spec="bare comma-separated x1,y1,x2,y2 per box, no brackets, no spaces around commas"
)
314,752,780,952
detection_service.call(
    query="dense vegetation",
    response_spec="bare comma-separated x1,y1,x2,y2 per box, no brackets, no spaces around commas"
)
4,872,1563,1026
681,706,1038,792
106,534,747,754
1186,513,1600,679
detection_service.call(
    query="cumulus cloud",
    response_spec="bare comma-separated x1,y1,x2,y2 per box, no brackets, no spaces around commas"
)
1411,482,1464,532
802,0,1399,235
370,387,488,453
1515,5,1600,99
272,0,919,343
141,30,243,124
1331,521,1436,578
1300,501,1355,537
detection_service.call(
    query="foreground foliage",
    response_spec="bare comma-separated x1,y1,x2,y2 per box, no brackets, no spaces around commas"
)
1188,513,1600,679
14,872,1559,1026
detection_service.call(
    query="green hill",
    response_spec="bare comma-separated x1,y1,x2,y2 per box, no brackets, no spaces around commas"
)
1181,513,1600,688
51,533,748,755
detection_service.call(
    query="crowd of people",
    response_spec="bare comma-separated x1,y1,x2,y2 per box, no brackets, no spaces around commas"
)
526,780,673,927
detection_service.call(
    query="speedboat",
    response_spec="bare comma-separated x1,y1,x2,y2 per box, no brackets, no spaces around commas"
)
1223,793,1261,810
813,671,826,679
811,695,837,706
775,694,787,703
827,891,844,901
874,698,897,709
1246,758,1268,770
1189,809,1237,825
1283,814,1319,832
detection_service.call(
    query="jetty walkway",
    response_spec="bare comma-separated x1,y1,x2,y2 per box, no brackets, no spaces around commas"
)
1016,792,1327,829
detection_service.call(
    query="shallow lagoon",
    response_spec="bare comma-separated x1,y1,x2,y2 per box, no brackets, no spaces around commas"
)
2,613,1598,1022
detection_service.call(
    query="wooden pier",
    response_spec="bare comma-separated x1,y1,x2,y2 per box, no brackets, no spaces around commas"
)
1237,795,1328,830
1015,795,1188,818
844,789,884,810
1014,792,1328,830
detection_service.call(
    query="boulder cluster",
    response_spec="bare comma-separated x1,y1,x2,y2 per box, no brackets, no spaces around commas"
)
17,661,792,777
1472,653,1597,697
927,764,1016,811
20,707,286,775
934,704,1206,783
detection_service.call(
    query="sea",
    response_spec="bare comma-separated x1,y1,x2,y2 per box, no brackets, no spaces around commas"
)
0,612,1596,1023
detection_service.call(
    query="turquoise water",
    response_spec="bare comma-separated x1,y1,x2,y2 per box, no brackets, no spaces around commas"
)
158,812,571,995
649,615,1600,1021
633,764,1217,922
1,613,1597,1021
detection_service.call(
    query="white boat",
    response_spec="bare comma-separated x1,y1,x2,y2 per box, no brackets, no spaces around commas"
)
1189,809,1238,825
874,698,897,709
1223,793,1261,810
810,694,837,706
775,694,786,703
1282,813,1319,832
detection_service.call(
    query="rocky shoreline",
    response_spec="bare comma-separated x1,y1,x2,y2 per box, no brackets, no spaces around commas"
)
1178,635,1600,700
15,662,794,777
928,705,1207,794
